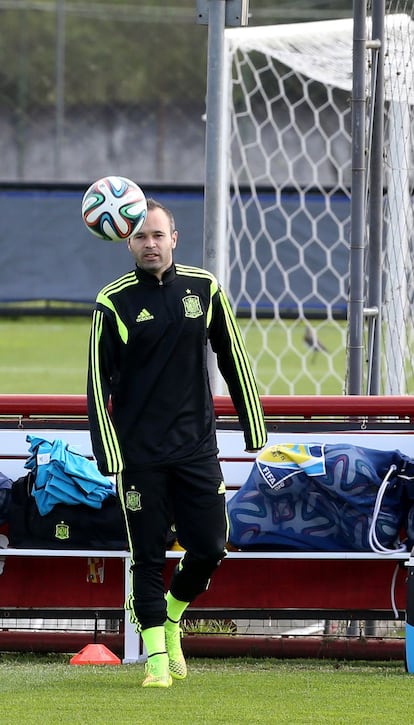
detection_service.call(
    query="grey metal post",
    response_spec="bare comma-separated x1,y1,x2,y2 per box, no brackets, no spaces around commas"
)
348,0,367,395
197,0,248,393
201,0,227,280
55,0,66,179
366,0,385,395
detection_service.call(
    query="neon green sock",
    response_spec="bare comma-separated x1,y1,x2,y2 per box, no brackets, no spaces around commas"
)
141,625,166,657
165,591,190,625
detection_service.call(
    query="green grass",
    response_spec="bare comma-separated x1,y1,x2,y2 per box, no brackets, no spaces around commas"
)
0,321,412,720
0,316,346,395
1,655,414,725
4,315,412,396
240,318,347,395
0,317,91,394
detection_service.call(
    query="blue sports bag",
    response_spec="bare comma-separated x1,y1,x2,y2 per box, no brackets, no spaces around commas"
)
227,442,414,552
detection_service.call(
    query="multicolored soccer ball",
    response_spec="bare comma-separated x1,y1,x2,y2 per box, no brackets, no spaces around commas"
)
81,176,147,241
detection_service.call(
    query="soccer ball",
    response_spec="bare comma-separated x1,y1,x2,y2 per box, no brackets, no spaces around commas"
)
81,176,147,241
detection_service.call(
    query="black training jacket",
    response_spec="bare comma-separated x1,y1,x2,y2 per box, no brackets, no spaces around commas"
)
87,263,267,475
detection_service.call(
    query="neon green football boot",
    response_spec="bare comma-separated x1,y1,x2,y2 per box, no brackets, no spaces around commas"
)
164,619,187,680
142,653,172,688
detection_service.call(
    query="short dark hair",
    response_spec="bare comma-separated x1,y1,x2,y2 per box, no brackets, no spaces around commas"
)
146,198,176,235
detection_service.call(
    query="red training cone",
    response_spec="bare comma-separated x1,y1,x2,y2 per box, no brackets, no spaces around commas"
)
70,643,121,666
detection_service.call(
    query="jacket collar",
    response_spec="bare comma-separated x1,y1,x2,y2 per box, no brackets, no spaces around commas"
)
134,263,176,286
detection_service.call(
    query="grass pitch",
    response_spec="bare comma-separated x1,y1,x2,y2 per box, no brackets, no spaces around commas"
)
1,655,413,725
0,316,345,395
0,317,91,394
0,320,412,720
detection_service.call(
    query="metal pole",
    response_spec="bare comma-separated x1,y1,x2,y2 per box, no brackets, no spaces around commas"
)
406,547,414,673
348,0,367,395
16,9,29,180
55,0,66,179
197,0,248,392
202,0,228,281
201,0,232,393
367,0,385,395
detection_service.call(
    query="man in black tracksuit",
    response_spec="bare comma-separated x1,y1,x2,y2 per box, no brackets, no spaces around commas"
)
87,198,267,688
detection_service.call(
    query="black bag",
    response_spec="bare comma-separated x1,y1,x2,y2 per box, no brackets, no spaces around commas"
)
0,471,12,526
8,473,128,550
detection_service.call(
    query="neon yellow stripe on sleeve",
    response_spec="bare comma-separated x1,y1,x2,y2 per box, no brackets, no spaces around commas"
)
219,289,266,449
90,310,123,471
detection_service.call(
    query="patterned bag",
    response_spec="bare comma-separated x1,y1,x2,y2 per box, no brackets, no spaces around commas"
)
228,442,414,552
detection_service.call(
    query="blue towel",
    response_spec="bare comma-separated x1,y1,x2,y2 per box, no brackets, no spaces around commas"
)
25,435,116,516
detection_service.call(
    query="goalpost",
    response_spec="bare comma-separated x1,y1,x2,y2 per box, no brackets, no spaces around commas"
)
222,9,414,395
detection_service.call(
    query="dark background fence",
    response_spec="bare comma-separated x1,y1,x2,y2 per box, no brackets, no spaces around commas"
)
0,1,353,186
0,184,350,316
0,2,354,318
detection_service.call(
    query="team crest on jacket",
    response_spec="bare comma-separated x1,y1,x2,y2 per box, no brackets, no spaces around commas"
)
126,489,142,511
55,522,70,540
182,294,202,318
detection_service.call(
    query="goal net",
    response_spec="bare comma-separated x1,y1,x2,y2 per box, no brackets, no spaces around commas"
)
223,11,414,395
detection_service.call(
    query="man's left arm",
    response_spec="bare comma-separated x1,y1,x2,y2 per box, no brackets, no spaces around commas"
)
208,283,267,452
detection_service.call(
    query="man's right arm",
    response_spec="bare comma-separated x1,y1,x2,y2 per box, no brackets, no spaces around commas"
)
87,307,124,475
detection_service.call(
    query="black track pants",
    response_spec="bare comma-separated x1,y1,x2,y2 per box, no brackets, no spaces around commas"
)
119,456,227,630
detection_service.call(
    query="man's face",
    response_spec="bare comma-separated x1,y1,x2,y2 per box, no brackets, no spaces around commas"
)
128,207,177,279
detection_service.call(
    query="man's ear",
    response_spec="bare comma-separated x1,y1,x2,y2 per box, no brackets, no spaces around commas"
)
172,230,178,249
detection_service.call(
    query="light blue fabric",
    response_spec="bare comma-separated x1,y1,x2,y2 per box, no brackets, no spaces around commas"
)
25,435,115,516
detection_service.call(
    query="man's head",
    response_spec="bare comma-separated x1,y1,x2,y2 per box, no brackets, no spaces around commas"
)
128,198,178,279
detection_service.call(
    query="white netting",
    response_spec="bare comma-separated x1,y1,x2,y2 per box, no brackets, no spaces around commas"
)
226,14,414,101
382,11,414,393
225,19,354,91
224,11,414,395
